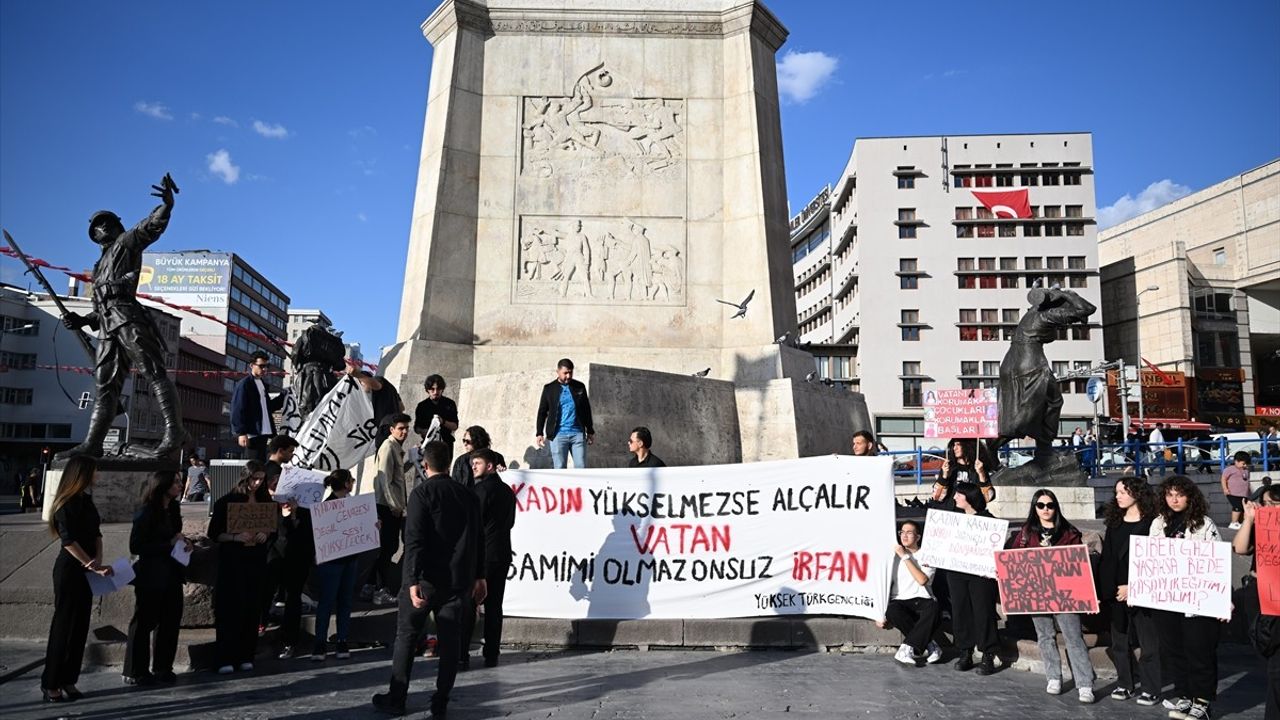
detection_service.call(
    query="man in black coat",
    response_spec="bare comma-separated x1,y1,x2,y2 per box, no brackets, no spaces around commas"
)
373,441,485,718
459,449,516,669
231,350,284,461
534,358,594,469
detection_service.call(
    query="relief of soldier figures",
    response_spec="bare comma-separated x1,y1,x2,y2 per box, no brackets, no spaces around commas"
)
516,217,685,304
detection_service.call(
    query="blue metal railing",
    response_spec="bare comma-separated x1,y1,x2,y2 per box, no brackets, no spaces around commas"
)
883,435,1277,485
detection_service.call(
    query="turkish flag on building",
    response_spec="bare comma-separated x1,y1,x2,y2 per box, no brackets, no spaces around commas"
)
972,190,1032,219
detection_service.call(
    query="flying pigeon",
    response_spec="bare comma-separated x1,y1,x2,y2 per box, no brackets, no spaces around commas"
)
692,368,711,377
716,289,755,319
804,371,817,382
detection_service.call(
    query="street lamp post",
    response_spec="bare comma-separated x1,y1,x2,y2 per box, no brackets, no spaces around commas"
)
1135,285,1160,444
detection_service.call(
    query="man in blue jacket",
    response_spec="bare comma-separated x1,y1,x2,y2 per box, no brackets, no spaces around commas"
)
535,358,594,469
231,351,284,461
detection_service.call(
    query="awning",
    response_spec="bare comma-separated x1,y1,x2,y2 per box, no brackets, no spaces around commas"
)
1130,418,1213,431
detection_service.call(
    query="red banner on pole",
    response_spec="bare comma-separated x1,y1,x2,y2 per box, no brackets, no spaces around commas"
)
994,545,1099,614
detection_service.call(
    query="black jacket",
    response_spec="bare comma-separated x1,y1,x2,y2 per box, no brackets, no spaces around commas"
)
536,378,594,437
473,472,517,567
230,375,284,437
130,501,185,590
269,506,314,564
451,449,507,488
403,473,483,597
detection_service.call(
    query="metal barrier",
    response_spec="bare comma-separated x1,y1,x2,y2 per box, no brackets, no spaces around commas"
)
207,459,249,515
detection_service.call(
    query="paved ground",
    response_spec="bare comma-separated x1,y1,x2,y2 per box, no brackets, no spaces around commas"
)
0,642,1267,720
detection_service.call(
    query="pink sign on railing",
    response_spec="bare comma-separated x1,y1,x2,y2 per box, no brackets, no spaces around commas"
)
924,388,999,438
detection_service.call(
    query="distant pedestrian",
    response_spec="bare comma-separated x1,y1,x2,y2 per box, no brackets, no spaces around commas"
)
184,457,208,502
535,358,595,469
877,520,941,667
208,461,274,675
460,449,516,669
20,467,42,510
450,426,506,488
231,351,284,461
1098,476,1161,705
850,430,878,457
124,471,190,686
414,374,460,456
1221,451,1251,530
42,456,110,703
372,441,485,717
627,426,665,468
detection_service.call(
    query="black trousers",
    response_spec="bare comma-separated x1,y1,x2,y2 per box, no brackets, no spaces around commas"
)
125,581,184,677
947,570,1000,655
885,597,940,654
387,585,471,710
461,563,508,661
1266,649,1279,720
263,555,312,646
241,434,269,462
1154,609,1220,701
1105,600,1160,695
374,506,403,593
215,547,267,666
43,554,92,689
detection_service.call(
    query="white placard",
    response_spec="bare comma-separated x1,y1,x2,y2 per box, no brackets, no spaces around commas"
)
500,455,897,620
86,558,136,596
1127,535,1233,620
915,508,1009,578
311,494,380,564
171,541,192,567
293,378,378,471
275,464,328,508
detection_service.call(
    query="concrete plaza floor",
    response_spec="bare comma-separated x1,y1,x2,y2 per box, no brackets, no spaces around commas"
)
0,642,1267,719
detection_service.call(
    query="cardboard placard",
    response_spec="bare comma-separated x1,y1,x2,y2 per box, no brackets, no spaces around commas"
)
994,545,1099,614
1128,535,1232,620
915,508,1008,578
227,502,278,535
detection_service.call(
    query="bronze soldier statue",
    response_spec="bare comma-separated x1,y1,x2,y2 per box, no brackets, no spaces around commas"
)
56,174,187,460
291,322,347,417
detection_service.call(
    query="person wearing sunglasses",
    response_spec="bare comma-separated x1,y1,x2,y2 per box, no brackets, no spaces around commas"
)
876,520,942,667
231,351,284,461
450,426,506,488
1007,489,1095,703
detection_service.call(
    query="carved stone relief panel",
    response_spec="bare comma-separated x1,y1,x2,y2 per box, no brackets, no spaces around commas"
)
520,62,685,180
514,215,686,306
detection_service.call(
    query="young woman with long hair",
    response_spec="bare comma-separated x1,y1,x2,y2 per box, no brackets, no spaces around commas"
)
123,470,191,686
1149,475,1222,720
947,483,1001,676
264,468,314,660
42,455,112,703
1099,475,1162,705
1007,489,1095,703
207,460,274,675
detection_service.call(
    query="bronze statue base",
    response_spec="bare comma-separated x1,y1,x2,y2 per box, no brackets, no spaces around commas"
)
991,450,1087,487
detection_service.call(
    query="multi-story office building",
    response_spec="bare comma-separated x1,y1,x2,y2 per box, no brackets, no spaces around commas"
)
1099,159,1280,430
287,308,332,344
176,337,231,459
791,133,1105,450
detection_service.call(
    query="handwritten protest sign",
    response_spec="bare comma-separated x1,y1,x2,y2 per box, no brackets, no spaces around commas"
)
1128,536,1232,620
500,455,897,620
994,545,1099,614
275,464,328,508
227,502,278,535
311,494,379,564
1256,506,1280,615
924,388,998,439
916,509,1008,578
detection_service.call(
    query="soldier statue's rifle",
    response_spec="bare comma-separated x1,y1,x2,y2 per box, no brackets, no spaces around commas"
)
2,229,97,360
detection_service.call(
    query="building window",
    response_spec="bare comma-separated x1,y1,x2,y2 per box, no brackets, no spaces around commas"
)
974,174,993,188
956,225,975,239
901,310,920,341
1069,275,1088,289
898,176,915,189
902,379,923,407
1068,256,1086,270
977,224,995,238
1043,206,1062,219
900,258,918,272
1024,222,1041,237
899,225,917,239
954,174,972,188
1045,224,1063,237
0,387,34,405
955,207,973,221
0,351,37,370
996,173,1014,188
1072,326,1091,340
961,361,979,376
1043,170,1061,186
898,209,917,222
1066,205,1083,218
1213,248,1226,265
0,316,39,335
998,224,1017,238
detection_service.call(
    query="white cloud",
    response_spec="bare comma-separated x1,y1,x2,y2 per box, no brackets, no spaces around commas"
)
206,149,240,185
357,212,368,223
134,101,173,120
1098,179,1193,228
348,125,378,139
213,115,238,127
252,120,290,139
190,112,202,121
776,50,838,104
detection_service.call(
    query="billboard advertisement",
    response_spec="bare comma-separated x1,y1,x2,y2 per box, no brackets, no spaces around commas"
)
139,252,232,308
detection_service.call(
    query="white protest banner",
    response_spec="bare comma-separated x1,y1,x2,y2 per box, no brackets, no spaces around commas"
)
311,494,380,564
275,464,328,508
500,455,896,620
293,377,378,472
1127,535,1232,620
277,388,303,438
915,508,1009,578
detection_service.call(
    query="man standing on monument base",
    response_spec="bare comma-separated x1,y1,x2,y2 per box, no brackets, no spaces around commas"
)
535,359,595,469
57,174,186,460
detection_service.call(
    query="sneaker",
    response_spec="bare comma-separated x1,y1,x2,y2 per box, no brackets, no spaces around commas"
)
1228,522,1242,530
483,656,499,668
238,662,254,672
1111,688,1135,701
1178,700,1211,720
257,624,267,638
894,644,917,666
1046,678,1062,695
217,665,234,675
953,652,974,671
311,642,326,661
1079,688,1095,704
1164,697,1192,713
925,640,942,664
372,589,397,606
335,642,350,659
975,652,996,676
359,584,376,602
1136,692,1160,706
122,673,155,686
420,634,439,658
372,692,406,716
278,646,296,660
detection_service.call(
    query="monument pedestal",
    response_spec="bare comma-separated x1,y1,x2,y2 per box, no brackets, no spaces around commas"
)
42,457,181,523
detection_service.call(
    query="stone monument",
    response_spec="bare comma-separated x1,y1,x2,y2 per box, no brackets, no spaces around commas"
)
381,0,870,464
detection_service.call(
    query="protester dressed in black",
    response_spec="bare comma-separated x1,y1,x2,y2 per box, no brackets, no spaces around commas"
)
374,441,485,718
266,488,314,659
450,426,506,488
1098,476,1161,705
460,450,517,669
945,483,1001,676
208,461,274,674
42,456,111,703
124,471,191,686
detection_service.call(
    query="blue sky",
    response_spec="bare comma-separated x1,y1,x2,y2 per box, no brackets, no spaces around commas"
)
2,1,1277,363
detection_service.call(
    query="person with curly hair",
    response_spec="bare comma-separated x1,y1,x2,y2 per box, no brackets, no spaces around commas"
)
1007,489,1095,703
1149,475,1222,720
1098,476,1162,705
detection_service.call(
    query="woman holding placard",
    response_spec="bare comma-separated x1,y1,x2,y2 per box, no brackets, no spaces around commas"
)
123,470,191,686
1099,476,1161,706
1007,489,1096,703
946,483,1001,676
1149,475,1222,720
42,455,111,703
208,460,274,675
311,469,366,661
